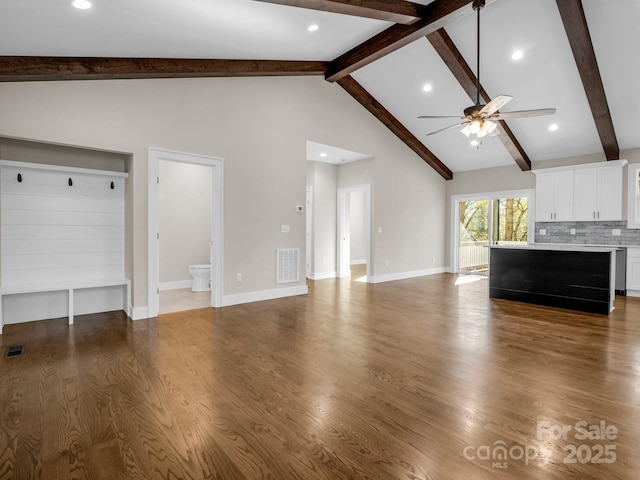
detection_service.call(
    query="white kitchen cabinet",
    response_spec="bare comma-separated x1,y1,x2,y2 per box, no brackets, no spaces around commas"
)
627,248,640,296
573,165,623,221
535,170,574,222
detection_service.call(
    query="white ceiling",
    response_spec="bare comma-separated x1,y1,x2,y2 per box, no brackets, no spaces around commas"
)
307,141,372,165
2,0,638,175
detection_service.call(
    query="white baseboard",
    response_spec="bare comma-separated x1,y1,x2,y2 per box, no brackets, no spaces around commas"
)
350,259,367,265
627,289,640,298
159,280,192,291
308,271,337,280
222,284,308,307
130,305,150,321
369,267,447,284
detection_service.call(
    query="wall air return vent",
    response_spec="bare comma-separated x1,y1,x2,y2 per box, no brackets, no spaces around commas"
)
277,248,299,284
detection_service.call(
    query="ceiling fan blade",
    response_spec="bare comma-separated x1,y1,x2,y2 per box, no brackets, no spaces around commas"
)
479,95,513,116
418,115,464,119
490,108,556,120
426,122,469,136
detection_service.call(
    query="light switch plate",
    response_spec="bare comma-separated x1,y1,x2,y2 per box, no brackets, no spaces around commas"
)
612,229,621,236
540,229,546,235
281,225,290,233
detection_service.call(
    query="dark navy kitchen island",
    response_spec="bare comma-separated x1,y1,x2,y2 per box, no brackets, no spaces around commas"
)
489,245,617,315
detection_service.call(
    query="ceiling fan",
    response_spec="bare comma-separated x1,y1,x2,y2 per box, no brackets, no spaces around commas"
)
419,0,556,138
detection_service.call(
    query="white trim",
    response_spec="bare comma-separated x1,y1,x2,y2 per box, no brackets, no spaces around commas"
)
148,148,224,318
159,280,192,291
130,306,150,321
627,290,640,298
531,159,627,175
337,184,372,280
308,271,337,280
369,267,447,284
222,285,308,307
450,188,535,274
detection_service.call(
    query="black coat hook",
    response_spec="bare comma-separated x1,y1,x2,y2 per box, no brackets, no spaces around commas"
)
68,178,73,187
17,173,22,183
110,181,115,190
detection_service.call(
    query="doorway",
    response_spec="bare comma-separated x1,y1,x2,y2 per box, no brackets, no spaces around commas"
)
148,148,224,318
337,185,372,280
452,189,534,275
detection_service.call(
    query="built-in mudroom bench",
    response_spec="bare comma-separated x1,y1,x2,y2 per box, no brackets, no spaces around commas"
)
0,160,130,333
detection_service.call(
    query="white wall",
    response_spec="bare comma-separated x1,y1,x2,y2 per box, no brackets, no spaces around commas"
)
158,160,212,286
0,76,448,313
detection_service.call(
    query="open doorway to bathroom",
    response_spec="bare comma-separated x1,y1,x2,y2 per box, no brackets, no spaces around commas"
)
148,148,223,317
158,160,213,313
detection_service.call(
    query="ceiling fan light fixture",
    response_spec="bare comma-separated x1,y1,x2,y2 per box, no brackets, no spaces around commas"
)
72,0,92,9
461,124,472,137
469,121,482,135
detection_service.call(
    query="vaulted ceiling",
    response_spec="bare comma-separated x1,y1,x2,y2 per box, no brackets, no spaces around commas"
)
1,0,638,180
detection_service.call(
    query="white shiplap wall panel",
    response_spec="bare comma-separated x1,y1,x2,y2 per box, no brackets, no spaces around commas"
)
1,225,124,240
0,162,127,287
2,238,124,256
0,194,125,214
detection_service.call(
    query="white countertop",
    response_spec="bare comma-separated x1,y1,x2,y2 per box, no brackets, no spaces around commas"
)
488,243,620,253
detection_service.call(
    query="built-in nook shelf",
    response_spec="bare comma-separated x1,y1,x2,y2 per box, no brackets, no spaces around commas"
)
0,160,129,332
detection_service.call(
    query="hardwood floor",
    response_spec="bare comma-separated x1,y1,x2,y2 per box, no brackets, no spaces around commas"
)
1,273,640,479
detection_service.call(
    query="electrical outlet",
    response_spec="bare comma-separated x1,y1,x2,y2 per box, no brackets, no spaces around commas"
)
385,260,389,267
540,229,546,235
236,273,242,282
570,228,576,235
612,229,621,236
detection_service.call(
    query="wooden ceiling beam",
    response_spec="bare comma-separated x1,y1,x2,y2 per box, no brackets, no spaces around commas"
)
0,57,328,82
555,0,619,160
326,0,494,82
253,0,424,25
337,75,453,180
427,29,531,171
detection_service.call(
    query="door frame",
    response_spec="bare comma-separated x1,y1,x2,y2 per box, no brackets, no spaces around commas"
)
337,184,372,279
306,186,313,279
148,148,224,317
451,188,535,274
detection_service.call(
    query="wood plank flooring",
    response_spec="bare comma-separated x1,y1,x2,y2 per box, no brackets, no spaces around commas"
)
2,272,640,479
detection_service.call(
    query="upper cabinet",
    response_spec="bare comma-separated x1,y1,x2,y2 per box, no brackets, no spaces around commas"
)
573,166,623,221
534,160,627,223
535,170,574,222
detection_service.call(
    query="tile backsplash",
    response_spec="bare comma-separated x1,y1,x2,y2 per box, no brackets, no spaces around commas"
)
535,221,640,246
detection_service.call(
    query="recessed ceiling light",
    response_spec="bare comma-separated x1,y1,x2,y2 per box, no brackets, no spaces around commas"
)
319,152,327,157
422,84,432,92
72,0,92,9
548,123,559,132
511,50,524,61
470,140,479,147
307,24,319,32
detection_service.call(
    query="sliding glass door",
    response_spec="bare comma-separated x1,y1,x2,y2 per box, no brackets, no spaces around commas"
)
458,199,490,274
454,191,532,275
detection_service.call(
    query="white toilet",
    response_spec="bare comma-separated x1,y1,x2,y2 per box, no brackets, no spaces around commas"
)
188,264,211,292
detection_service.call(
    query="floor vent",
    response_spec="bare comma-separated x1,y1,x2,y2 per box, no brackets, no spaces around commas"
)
277,248,300,284
5,344,25,357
